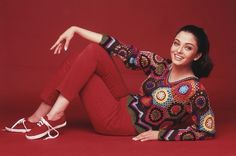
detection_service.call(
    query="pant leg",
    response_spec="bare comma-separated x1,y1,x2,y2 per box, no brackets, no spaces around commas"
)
40,52,78,106
80,74,137,136
40,43,129,105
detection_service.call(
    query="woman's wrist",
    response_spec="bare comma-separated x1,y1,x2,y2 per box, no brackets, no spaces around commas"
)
70,26,103,43
70,26,79,34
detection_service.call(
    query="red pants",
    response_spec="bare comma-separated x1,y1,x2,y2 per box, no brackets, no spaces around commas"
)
40,43,137,135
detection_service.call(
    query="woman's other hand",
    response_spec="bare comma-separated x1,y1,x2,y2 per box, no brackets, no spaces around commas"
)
132,130,159,142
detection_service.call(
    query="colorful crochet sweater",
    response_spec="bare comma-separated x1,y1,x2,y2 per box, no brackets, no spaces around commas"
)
99,34,216,141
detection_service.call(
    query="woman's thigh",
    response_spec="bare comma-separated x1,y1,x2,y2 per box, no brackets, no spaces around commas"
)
40,43,129,105
80,74,137,136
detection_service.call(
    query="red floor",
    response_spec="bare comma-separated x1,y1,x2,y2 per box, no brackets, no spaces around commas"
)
1,106,236,156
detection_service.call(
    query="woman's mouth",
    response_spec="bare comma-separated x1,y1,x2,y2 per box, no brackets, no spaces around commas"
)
174,54,184,61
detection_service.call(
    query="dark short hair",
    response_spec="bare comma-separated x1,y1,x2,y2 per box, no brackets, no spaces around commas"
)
176,25,214,78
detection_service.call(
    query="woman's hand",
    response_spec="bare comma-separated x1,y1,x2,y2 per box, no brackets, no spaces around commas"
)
50,26,103,54
132,130,159,142
50,26,76,54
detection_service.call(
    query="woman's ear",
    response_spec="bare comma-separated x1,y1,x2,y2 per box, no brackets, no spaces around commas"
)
194,53,202,61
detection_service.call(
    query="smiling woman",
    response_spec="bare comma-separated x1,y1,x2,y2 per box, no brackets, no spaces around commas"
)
4,25,215,141
170,25,213,79
171,32,200,64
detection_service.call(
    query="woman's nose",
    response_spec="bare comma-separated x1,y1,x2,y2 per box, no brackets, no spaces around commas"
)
177,46,183,53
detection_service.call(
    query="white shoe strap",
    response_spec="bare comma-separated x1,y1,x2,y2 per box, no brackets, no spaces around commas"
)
11,118,27,129
39,117,59,140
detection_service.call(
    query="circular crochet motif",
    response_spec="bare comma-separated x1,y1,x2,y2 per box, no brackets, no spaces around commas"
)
146,81,155,89
139,55,150,68
152,87,172,108
142,78,160,95
157,91,166,100
178,85,189,94
202,114,215,132
154,63,165,76
195,95,206,109
190,90,209,115
167,103,184,117
145,79,156,90
171,81,195,103
153,54,164,63
117,49,128,58
180,131,196,141
148,108,163,123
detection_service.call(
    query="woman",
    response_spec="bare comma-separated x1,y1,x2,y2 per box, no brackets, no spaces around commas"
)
4,25,216,141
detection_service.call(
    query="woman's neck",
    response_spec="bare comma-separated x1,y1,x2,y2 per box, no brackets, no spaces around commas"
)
169,64,195,82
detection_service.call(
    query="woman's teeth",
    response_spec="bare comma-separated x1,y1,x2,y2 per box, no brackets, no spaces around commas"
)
174,54,184,61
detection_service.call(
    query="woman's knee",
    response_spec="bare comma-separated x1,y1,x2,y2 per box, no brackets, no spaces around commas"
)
86,43,101,50
84,43,104,54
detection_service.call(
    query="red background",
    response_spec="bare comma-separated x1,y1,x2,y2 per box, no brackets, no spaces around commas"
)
0,0,236,156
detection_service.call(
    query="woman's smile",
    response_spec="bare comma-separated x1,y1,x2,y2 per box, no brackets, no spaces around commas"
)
174,53,184,61
170,31,200,66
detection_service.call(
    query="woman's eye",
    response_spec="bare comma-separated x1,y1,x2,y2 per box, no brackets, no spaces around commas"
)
173,42,179,46
185,46,192,51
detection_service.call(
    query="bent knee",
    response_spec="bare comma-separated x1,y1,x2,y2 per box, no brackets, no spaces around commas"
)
82,43,110,60
85,43,104,52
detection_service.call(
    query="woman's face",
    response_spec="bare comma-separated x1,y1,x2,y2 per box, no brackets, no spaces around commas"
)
170,31,202,67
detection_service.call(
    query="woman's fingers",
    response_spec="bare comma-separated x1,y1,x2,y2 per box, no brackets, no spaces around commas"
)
132,131,151,140
53,43,62,54
140,137,153,142
50,36,63,50
58,44,63,54
64,38,71,51
132,130,158,142
133,135,153,142
133,135,150,141
51,36,70,54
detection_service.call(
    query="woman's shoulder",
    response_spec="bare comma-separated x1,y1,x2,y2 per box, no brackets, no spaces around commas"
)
186,79,210,100
195,79,208,91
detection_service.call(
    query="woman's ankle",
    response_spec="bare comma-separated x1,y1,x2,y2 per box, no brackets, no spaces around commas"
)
27,115,41,123
28,102,52,123
47,112,65,121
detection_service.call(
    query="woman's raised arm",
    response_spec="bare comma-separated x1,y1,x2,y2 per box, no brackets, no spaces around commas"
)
50,26,103,54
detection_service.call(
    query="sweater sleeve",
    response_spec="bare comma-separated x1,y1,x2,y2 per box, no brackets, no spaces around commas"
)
99,34,167,76
158,87,216,141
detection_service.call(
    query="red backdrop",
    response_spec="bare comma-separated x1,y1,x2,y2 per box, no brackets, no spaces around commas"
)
1,1,236,156
0,0,235,128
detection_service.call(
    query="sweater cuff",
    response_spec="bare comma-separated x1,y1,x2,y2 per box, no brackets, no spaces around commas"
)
99,34,110,47
99,34,115,55
158,129,167,140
